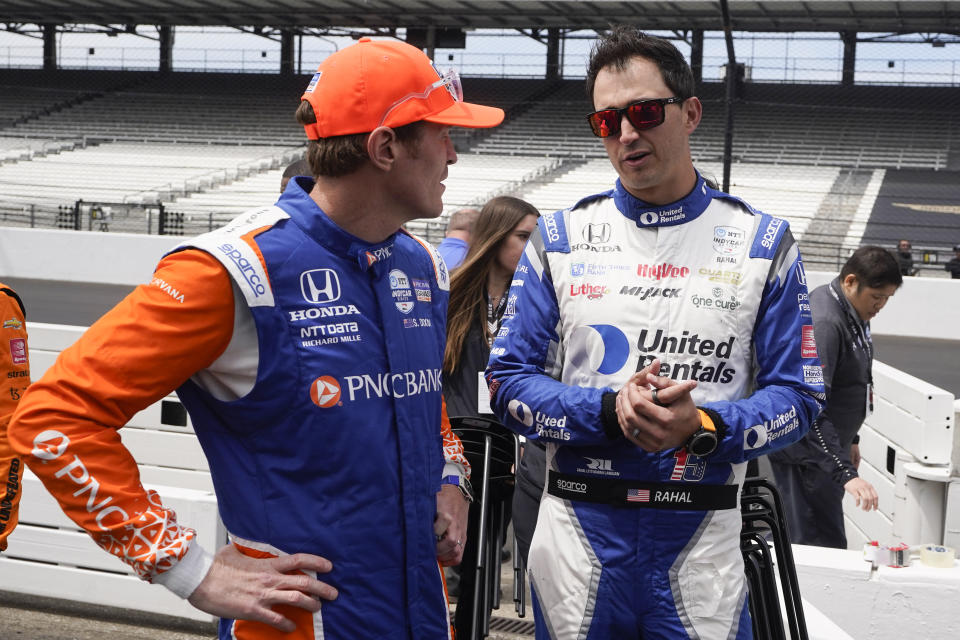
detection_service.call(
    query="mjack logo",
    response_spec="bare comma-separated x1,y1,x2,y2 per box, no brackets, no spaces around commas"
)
744,405,799,450
619,286,681,300
218,243,267,298
310,376,342,408
582,223,611,244
300,269,341,304
30,430,128,530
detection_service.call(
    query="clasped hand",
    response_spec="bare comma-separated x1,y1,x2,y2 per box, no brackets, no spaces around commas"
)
615,358,701,452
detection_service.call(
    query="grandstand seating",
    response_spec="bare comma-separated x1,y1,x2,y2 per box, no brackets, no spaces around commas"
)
1,70,958,258
0,141,301,207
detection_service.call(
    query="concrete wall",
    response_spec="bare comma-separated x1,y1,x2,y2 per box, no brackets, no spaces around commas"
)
0,227,182,286
805,270,960,341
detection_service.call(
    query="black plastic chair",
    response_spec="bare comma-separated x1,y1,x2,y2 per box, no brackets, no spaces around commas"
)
450,416,520,640
740,477,809,640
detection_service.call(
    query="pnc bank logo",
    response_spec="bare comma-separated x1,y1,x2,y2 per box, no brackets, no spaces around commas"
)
310,375,342,408
31,430,70,460
300,269,341,304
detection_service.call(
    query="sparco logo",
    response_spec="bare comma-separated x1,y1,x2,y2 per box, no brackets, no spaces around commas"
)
31,430,70,460
300,269,341,304
557,479,587,493
761,218,784,250
543,213,560,242
582,223,610,244
218,243,267,297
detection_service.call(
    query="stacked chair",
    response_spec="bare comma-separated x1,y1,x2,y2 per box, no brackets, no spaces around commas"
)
449,416,523,640
740,477,809,640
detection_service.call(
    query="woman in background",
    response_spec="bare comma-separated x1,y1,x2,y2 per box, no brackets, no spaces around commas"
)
442,195,539,638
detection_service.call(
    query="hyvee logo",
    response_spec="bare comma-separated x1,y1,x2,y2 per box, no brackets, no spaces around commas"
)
582,223,611,244
636,263,690,280
300,269,341,304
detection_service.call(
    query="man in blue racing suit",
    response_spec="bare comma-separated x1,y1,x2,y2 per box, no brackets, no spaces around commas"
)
486,27,824,639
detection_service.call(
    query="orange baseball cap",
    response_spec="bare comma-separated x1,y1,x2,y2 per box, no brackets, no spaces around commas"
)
300,37,504,139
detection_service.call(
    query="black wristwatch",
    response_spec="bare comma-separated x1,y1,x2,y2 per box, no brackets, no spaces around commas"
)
440,474,474,503
685,409,718,457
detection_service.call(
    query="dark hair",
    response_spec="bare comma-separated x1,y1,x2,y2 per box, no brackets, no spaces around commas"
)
840,246,903,290
443,196,540,374
295,100,423,178
586,26,695,103
282,158,311,179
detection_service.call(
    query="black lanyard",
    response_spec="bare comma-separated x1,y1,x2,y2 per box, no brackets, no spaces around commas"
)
829,280,873,383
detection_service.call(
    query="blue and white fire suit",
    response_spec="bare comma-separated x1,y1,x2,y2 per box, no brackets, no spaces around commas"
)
486,175,824,639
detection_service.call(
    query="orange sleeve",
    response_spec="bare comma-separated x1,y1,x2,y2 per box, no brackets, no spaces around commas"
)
0,284,29,551
7,249,234,582
440,396,470,480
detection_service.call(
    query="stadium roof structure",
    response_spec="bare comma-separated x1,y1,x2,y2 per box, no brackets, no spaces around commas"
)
2,1,959,33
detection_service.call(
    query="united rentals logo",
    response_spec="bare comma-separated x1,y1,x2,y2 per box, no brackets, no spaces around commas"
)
300,269,341,304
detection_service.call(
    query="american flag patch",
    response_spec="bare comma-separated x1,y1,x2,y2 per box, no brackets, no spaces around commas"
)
626,489,650,503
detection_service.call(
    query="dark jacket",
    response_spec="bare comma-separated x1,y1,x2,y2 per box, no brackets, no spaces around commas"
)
770,278,871,484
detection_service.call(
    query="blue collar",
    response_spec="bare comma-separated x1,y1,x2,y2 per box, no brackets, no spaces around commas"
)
612,173,713,228
277,176,396,272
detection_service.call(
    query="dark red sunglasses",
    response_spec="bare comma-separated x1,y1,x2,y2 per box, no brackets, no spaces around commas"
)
586,97,684,138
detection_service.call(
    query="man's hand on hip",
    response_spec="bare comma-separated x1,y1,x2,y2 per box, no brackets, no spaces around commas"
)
844,477,878,511
616,359,699,452
435,484,469,566
188,543,337,631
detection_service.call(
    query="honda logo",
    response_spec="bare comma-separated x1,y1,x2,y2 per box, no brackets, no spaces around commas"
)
582,223,610,244
300,269,341,304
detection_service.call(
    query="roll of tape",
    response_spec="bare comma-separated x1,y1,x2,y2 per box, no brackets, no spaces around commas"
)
863,541,880,565
920,544,956,568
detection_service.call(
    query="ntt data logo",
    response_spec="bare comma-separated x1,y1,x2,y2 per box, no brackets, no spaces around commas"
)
31,430,70,460
310,375,342,408
507,399,534,427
